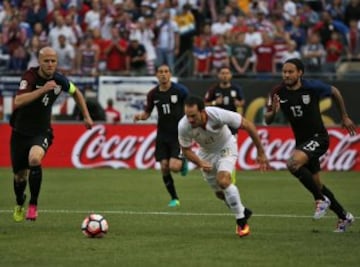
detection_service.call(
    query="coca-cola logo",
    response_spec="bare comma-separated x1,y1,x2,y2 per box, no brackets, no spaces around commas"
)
71,125,359,171
72,125,156,169
238,129,359,171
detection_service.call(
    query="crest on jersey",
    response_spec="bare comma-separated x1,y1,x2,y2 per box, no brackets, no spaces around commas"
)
171,95,178,103
302,94,310,104
54,85,62,95
19,80,27,90
231,90,236,97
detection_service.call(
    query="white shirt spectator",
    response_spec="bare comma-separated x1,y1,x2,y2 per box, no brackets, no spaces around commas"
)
283,0,297,22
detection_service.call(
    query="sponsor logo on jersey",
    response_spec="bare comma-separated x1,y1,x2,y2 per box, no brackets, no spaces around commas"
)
54,85,62,95
171,95,178,103
302,94,310,104
19,80,28,90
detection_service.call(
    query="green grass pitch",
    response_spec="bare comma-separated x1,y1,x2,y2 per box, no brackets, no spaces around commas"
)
0,168,359,267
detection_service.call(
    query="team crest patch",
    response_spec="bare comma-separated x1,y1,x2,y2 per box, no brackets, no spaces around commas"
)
231,90,236,97
54,85,62,95
19,80,27,90
302,94,310,104
171,95,178,103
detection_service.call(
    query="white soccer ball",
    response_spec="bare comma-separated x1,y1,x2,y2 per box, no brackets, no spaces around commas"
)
81,214,109,238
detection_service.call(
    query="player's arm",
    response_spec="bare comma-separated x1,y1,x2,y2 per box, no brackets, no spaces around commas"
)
181,146,212,172
331,86,357,136
264,93,280,125
14,80,58,109
240,118,269,171
70,82,94,129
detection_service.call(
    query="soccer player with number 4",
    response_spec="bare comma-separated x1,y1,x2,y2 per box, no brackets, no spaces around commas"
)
264,58,357,232
11,47,94,222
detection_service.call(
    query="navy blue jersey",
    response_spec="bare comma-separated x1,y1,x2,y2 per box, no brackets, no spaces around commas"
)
10,67,73,136
204,83,244,113
145,82,189,138
266,79,332,143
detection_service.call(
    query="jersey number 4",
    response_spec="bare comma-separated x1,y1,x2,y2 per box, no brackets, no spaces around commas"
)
42,94,50,106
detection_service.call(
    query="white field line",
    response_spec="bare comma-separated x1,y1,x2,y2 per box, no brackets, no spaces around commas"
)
0,209,357,219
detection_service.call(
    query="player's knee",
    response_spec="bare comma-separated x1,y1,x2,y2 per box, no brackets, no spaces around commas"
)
286,157,301,176
29,157,42,166
215,191,225,200
14,171,27,182
217,172,231,189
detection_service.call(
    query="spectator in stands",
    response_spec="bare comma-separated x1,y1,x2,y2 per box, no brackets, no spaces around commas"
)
84,0,102,32
155,9,179,73
302,32,326,73
210,13,232,37
32,22,49,48
77,33,100,76
344,0,360,26
105,98,121,124
48,14,77,48
174,3,196,56
103,25,128,75
54,34,76,75
0,32,10,70
326,0,346,21
283,0,297,27
210,34,230,74
230,32,253,75
299,2,320,31
64,13,83,47
347,19,360,59
192,38,212,77
273,19,291,71
126,37,147,76
73,85,105,122
2,15,28,73
253,32,276,75
26,0,47,29
282,40,301,63
287,15,307,50
130,16,157,75
26,36,41,69
324,31,344,73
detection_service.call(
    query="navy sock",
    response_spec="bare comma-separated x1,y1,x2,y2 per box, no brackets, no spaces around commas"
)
14,179,27,205
29,165,42,205
292,167,323,200
162,174,178,200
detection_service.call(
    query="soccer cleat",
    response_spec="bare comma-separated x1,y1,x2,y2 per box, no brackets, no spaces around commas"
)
313,196,331,220
168,199,180,207
26,204,38,221
13,205,25,222
180,157,189,176
236,224,250,237
231,169,236,184
334,212,355,233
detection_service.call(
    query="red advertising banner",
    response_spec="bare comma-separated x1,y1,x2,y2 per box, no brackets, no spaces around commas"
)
0,123,359,171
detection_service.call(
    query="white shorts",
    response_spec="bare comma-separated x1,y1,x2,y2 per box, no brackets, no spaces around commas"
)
198,139,237,192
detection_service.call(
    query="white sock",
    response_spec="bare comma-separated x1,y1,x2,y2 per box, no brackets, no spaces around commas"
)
223,184,245,219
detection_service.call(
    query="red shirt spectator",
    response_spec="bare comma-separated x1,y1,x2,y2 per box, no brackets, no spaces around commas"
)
105,99,121,124
103,26,128,73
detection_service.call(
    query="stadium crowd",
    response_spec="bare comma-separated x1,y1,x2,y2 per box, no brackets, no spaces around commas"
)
0,0,360,77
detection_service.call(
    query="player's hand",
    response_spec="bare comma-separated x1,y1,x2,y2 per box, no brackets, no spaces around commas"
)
272,94,280,113
257,153,270,172
133,113,141,122
342,116,357,136
43,80,58,93
200,160,212,172
83,116,94,129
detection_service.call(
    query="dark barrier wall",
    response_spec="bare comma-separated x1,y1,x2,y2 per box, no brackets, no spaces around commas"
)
181,79,360,125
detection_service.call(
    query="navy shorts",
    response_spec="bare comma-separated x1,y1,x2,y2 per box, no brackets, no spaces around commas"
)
10,129,54,173
155,135,181,162
297,134,329,174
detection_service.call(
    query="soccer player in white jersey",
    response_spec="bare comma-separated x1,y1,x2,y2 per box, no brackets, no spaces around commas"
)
178,96,269,237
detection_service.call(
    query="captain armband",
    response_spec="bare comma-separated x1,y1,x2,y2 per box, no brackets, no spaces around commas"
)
68,82,77,95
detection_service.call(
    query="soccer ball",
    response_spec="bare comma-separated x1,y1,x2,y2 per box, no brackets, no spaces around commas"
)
81,214,108,238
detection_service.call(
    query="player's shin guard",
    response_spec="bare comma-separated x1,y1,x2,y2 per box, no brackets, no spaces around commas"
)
13,179,27,205
321,185,347,220
28,165,42,205
291,167,323,200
